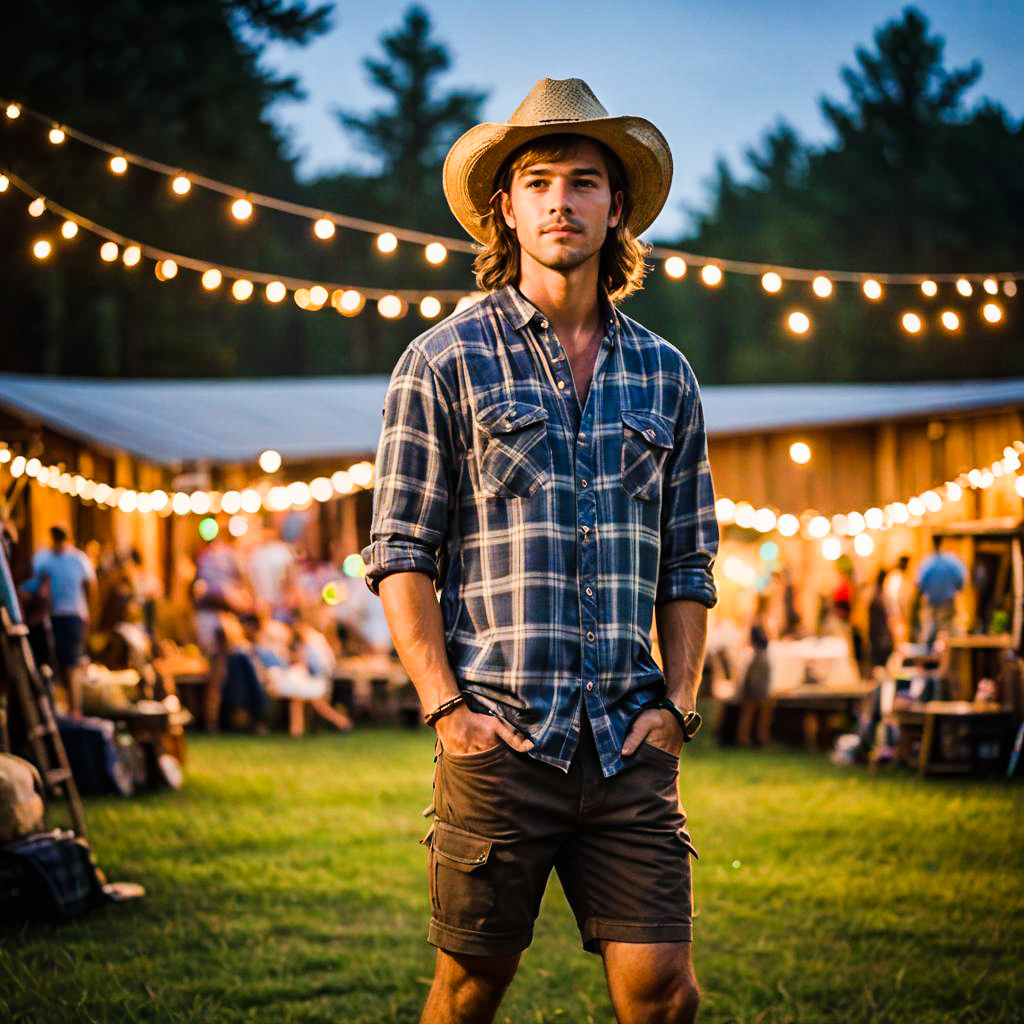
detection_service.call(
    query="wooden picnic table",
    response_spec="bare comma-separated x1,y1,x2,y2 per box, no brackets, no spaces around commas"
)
893,701,1014,775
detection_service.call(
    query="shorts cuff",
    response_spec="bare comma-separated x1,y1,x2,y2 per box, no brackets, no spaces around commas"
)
581,917,693,953
428,918,533,958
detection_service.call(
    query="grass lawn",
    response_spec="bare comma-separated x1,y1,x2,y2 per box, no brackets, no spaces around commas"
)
1,725,1021,1023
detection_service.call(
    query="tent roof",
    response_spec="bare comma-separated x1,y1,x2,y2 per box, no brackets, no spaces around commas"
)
0,374,1021,467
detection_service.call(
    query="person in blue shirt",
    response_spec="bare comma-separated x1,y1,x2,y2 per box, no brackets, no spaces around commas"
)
917,535,967,643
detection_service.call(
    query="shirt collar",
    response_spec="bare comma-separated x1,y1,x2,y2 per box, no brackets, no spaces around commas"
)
492,284,620,347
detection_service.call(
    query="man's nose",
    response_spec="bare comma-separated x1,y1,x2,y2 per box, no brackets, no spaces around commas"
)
548,179,573,214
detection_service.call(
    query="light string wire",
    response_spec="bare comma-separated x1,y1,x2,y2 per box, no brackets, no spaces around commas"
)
4,98,1022,287
2,169,471,305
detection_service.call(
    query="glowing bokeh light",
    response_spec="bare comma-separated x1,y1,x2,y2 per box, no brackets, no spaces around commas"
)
761,272,782,294
32,239,52,260
265,280,286,303
230,197,253,221
201,268,222,290
378,294,404,319
258,449,282,474
811,275,833,298
313,217,335,240
862,279,883,301
419,296,442,318
664,256,687,279
376,232,398,254
198,517,219,542
787,311,811,336
60,220,78,240
700,265,723,287
901,312,923,334
171,175,192,196
100,241,119,262
920,280,938,298
109,155,128,175
424,242,447,265
789,441,811,464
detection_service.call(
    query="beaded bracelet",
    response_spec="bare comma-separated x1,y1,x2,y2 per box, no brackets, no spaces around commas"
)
423,693,465,727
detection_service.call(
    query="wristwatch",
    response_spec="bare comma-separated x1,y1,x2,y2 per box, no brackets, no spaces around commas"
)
655,698,702,742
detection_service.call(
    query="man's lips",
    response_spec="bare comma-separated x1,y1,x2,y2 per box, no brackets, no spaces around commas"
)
543,224,581,235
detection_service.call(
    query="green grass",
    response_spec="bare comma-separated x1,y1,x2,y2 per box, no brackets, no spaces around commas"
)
1,726,1021,1023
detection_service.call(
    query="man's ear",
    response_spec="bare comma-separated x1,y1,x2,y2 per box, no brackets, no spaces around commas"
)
500,191,516,230
608,189,624,229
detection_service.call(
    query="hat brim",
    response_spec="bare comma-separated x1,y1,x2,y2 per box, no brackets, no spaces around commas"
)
443,115,673,244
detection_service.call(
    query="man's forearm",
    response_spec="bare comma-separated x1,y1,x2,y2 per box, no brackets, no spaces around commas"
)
654,599,708,710
378,571,460,714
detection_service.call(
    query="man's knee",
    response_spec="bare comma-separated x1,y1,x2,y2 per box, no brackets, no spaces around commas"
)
434,949,520,1004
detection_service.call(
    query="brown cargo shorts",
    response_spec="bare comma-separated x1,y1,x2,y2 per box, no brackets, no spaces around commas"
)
423,718,698,958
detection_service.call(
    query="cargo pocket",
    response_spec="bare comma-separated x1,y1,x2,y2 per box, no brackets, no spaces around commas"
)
427,820,494,917
621,410,674,501
476,399,551,498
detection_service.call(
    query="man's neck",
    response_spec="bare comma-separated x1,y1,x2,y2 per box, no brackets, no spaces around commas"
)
517,255,603,359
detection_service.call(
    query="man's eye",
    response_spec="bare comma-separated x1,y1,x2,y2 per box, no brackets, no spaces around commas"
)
575,179,596,188
526,179,546,189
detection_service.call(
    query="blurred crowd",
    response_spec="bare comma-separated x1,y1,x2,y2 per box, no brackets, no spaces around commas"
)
5,519,393,735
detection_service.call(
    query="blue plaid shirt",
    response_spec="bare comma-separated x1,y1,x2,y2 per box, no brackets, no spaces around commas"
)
363,285,718,776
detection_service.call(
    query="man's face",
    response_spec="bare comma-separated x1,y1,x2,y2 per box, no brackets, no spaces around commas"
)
500,138,623,275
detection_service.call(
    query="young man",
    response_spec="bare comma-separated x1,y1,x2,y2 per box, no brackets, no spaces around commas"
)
363,78,718,1024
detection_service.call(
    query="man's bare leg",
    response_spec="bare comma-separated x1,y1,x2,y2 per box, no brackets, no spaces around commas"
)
421,949,520,1024
601,941,699,1024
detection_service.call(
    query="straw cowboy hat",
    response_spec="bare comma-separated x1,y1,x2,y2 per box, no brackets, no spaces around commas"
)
443,77,673,244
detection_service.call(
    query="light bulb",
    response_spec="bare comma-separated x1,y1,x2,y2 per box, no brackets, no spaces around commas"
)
171,175,192,196
201,268,222,290
761,272,782,294
60,220,78,239
920,280,938,297
100,241,119,262
901,312,923,334
419,296,442,318
862,279,882,301
313,217,335,240
789,441,811,464
308,285,328,308
265,280,286,303
811,275,833,298
5,103,20,119
955,278,973,297
940,310,960,331
377,294,404,319
258,449,282,474
28,198,45,217
983,278,998,295
664,256,687,279
109,155,128,175
424,242,447,265
155,259,178,281
982,303,1003,324
49,127,65,145
0,175,8,192
787,311,811,336
336,289,364,316
376,232,398,254
32,239,52,260
122,245,142,267
232,279,254,302
700,265,722,287
230,197,253,221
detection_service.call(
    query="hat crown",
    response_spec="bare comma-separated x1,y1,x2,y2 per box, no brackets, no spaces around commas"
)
508,78,609,126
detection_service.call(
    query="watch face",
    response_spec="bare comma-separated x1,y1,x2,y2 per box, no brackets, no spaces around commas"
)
682,711,702,739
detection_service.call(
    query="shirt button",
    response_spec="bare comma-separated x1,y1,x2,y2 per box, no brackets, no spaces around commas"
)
586,631,595,642
586,681,594,692
557,380,566,391
585,586,593,596
580,479,588,488
580,524,590,534
540,319,549,329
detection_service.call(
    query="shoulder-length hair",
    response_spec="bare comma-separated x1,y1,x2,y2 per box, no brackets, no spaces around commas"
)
472,134,650,302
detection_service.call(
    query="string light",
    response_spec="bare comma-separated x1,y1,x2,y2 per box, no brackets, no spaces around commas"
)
230,197,253,222
258,449,282,473
822,537,841,561
48,127,65,145
32,239,51,260
122,244,141,267
789,441,812,464
313,217,335,240
862,279,883,301
761,272,782,294
811,275,833,299
983,278,999,295
336,289,364,316
60,220,78,239
28,197,45,217
982,302,1003,324
171,175,191,196
787,311,811,336
308,285,328,308
419,296,442,318
664,256,687,279
5,103,20,119
0,175,8,192
920,280,938,298
201,268,222,290
155,259,178,281
955,278,973,297
424,242,447,265
1005,282,1018,298
99,241,118,262
940,310,960,331
377,294,405,319
265,280,286,303
376,232,398,254
231,279,254,302
109,155,128,175
901,312,923,334
700,265,723,287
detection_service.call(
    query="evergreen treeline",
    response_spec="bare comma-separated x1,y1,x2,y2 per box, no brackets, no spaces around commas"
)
0,4,1019,382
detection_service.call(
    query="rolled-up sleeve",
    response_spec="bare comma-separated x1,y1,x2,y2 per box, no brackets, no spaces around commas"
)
656,372,719,608
362,344,455,595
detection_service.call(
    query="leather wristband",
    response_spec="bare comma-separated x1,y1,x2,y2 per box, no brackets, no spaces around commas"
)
423,693,465,727
655,698,702,742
